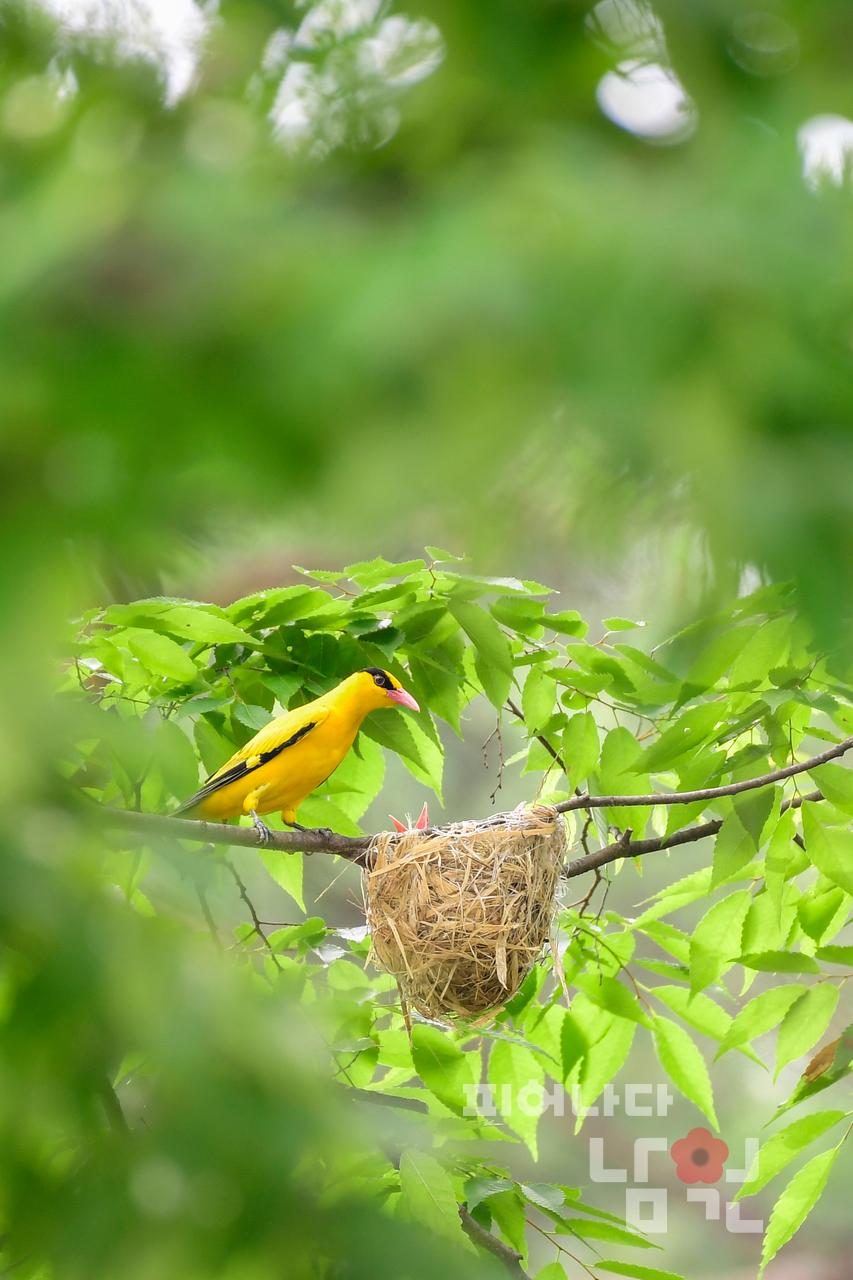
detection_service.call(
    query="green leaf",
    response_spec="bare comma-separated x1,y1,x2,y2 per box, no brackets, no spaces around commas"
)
809,762,853,815
563,712,599,790
411,1024,472,1114
798,888,846,943
739,952,820,974
534,1264,567,1280
710,812,754,889
652,1016,717,1128
464,1176,514,1212
737,1111,847,1198
155,605,254,646
399,1150,472,1250
716,985,806,1058
233,703,271,732
597,1263,686,1280
574,974,650,1027
728,617,790,687
156,719,199,799
776,985,840,1078
578,1018,635,1113
364,712,443,799
758,1146,841,1277
650,986,732,1042
815,944,853,965
561,1012,587,1082
125,628,197,683
559,1218,659,1250
488,1040,545,1157
802,803,853,895
689,890,751,993
448,599,513,709
603,617,644,632
522,664,555,733
544,610,588,638
259,849,304,911
487,1188,528,1257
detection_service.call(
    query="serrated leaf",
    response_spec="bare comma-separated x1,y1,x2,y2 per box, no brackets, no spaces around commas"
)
652,1016,717,1128
578,1019,635,1114
729,617,790,687
488,1040,545,1157
710,812,754,889
464,1176,514,1212
809,762,853,815
574,974,650,1027
816,944,853,965
545,611,588,638
563,712,599,790
802,804,853,895
448,600,513,709
650,986,732,1042
558,1218,659,1249
737,1111,847,1198
597,1263,686,1280
155,606,254,646
561,1012,587,1081
758,1146,841,1277
775,985,840,1078
233,702,271,732
603,617,644,632
399,1150,472,1250
522,663,555,733
689,890,751,993
716,985,806,1058
739,952,820,974
125,628,197,683
411,1024,471,1115
364,712,443,800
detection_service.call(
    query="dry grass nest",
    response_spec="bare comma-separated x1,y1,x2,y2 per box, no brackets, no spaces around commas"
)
364,804,565,1019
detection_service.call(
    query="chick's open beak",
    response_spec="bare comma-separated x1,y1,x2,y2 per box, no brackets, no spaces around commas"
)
387,686,420,712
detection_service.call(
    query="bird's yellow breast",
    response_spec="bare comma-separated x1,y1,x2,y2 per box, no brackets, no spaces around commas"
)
196,707,358,822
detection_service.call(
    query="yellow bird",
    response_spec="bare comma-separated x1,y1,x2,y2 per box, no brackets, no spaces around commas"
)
175,667,420,842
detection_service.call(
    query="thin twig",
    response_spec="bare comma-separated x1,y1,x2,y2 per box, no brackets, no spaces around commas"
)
224,859,282,970
556,736,852,813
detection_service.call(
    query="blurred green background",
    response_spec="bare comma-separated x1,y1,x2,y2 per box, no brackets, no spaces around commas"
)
0,0,851,1277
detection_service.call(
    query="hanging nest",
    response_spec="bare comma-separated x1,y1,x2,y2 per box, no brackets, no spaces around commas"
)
364,804,565,1019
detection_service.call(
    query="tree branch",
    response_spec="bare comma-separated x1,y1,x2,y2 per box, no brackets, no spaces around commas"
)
563,789,825,879
104,807,371,863
100,735,849,874
458,1206,531,1279
555,735,851,813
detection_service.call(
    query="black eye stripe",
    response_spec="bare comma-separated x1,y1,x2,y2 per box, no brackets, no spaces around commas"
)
360,666,394,690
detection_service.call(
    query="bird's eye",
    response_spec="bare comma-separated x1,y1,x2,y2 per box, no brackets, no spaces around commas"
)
374,674,384,686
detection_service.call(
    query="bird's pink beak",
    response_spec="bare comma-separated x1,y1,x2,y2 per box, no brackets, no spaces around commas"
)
387,686,420,712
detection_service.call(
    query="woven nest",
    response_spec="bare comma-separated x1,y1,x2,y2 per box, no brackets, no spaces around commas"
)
365,804,565,1019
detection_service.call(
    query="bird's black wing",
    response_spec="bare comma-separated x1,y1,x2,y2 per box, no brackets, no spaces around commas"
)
173,720,317,815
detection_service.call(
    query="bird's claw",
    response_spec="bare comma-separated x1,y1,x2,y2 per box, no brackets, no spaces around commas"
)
250,810,273,847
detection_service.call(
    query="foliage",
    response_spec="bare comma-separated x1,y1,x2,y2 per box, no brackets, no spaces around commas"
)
1,0,852,1276
6,557,843,1277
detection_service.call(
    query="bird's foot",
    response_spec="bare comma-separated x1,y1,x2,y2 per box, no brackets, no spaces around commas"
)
284,820,308,832
249,810,273,846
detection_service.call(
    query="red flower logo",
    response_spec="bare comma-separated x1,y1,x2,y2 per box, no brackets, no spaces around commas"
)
670,1127,728,1184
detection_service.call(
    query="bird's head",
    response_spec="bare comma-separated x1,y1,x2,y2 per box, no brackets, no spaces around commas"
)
357,667,420,713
